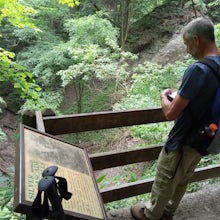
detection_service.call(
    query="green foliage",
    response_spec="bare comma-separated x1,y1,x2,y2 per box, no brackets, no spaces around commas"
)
114,61,189,110
27,0,74,35
58,0,80,8
198,154,220,168
130,0,167,23
16,12,136,113
0,24,40,53
208,0,220,6
0,167,25,219
18,14,132,91
215,23,220,48
103,162,155,210
64,13,119,46
64,81,118,114
0,48,41,101
13,27,38,45
57,42,137,87
15,0,75,79
184,0,208,13
207,0,220,20
184,0,220,19
131,122,172,145
142,161,157,179
55,28,137,112
0,0,38,29
0,0,42,114
16,31,63,72
186,182,201,193
19,91,62,115
57,18,137,112
105,194,150,211
30,42,73,88
96,175,106,190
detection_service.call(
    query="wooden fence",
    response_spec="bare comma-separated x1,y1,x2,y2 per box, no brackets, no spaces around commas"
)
23,108,220,204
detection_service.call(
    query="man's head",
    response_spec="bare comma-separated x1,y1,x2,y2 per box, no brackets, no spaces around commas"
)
183,17,215,59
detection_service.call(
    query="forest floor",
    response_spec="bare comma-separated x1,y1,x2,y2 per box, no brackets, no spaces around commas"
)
107,181,220,220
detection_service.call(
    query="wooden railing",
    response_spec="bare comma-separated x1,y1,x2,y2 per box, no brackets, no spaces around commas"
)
23,108,220,204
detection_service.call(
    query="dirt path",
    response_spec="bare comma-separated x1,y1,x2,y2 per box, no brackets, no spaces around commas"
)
107,180,220,220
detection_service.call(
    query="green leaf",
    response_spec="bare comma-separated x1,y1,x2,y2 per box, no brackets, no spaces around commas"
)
58,0,80,7
96,175,106,184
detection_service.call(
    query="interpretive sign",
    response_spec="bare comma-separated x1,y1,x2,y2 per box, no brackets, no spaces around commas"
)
14,124,108,220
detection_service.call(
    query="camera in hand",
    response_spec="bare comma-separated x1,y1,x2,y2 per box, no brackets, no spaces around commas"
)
167,91,177,101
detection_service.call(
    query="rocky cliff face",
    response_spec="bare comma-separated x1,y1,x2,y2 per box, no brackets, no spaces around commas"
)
126,1,196,54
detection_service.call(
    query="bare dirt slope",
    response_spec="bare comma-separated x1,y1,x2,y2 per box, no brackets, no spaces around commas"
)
0,109,17,176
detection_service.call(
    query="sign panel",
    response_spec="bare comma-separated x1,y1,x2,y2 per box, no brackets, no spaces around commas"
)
14,124,108,220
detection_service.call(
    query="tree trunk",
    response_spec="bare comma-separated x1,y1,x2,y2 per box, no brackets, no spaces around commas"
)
120,0,131,49
191,0,198,17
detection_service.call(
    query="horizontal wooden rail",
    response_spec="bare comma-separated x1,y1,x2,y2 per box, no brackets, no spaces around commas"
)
101,178,154,203
43,108,167,135
90,145,162,170
23,109,220,206
100,164,220,203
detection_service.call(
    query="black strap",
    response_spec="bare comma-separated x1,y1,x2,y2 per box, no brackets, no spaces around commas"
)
32,191,49,220
55,176,72,200
32,166,72,220
200,57,220,82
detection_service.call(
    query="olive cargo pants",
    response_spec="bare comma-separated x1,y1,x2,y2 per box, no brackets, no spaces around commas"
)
144,145,202,220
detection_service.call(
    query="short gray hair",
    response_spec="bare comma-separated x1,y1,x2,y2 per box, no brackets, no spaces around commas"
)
183,17,215,42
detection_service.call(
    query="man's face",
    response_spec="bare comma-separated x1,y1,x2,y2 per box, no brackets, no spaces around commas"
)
183,34,199,59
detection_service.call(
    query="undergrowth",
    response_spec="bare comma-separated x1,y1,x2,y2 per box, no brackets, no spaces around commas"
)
0,167,25,220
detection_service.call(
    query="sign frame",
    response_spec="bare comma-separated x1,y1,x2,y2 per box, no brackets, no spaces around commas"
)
14,124,108,220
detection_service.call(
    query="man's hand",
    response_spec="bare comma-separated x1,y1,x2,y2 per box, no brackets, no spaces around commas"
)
160,89,189,121
160,88,173,102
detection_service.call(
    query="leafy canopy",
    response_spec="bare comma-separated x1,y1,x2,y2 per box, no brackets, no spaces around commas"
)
0,0,38,29
64,13,118,46
0,0,80,110
57,13,135,86
0,0,41,104
58,0,80,8
0,48,41,101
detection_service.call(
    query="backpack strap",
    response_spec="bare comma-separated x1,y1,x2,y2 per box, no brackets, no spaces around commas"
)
200,57,220,82
190,58,220,126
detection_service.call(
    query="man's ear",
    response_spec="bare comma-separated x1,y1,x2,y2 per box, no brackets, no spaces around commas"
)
193,35,203,46
193,35,200,46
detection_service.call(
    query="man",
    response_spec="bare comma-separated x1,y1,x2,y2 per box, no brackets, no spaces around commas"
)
131,17,220,220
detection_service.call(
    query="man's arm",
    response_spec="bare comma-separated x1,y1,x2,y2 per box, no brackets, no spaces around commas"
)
160,89,190,121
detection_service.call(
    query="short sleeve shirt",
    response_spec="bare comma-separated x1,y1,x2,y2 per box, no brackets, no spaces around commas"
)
165,56,220,151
